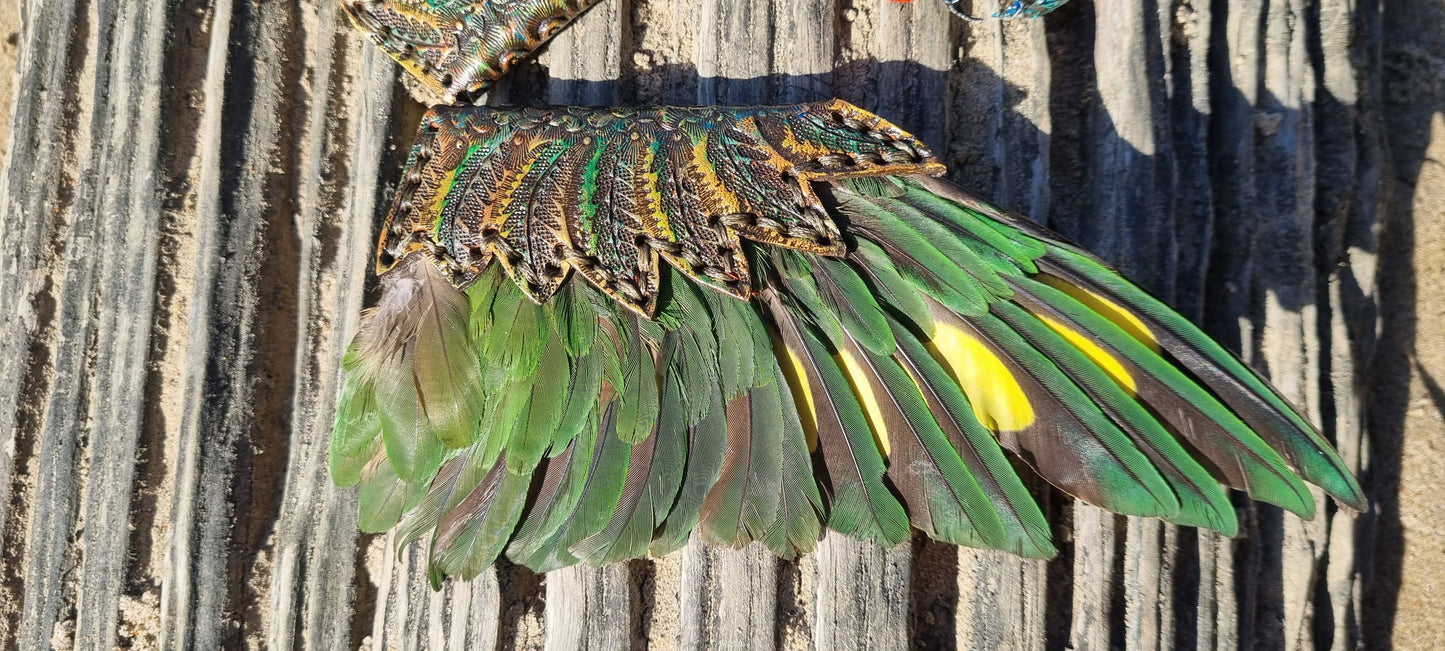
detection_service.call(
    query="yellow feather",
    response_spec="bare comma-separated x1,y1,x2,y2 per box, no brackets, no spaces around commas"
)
835,350,891,459
771,331,819,452
1039,276,1159,351
1037,315,1138,394
926,323,1035,431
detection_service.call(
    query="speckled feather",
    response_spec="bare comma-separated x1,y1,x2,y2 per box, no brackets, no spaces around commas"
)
376,101,945,316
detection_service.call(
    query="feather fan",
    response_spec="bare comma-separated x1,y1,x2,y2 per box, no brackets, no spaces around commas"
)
331,101,1364,582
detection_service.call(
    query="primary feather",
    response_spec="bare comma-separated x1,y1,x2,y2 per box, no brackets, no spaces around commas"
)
332,101,1364,582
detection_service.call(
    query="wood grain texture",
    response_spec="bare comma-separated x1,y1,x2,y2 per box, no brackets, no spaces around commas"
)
0,0,1402,648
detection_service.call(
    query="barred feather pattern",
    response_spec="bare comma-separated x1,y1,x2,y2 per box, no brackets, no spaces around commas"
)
331,102,1364,581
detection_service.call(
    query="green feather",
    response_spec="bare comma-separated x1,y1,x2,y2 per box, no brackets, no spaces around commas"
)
705,290,753,400
373,364,452,484
575,358,688,564
767,292,909,545
871,194,1015,296
552,269,599,356
988,294,1237,534
554,345,603,451
357,258,482,480
652,387,729,556
834,175,906,198
357,442,430,533
431,458,532,581
757,363,826,558
507,329,570,473
476,270,548,376
772,250,846,345
507,416,598,563
849,238,935,336
330,361,381,487
831,186,990,317
615,315,661,444
812,255,896,355
657,274,721,425
1039,246,1365,510
394,455,465,553
1010,277,1315,518
700,374,784,547
938,301,1180,518
843,331,1008,549
888,315,1055,558
896,185,1045,274
520,403,634,572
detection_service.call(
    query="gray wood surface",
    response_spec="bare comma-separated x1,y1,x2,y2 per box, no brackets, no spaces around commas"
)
0,0,1398,648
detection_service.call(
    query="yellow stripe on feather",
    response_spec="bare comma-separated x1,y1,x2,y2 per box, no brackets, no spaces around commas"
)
835,350,891,459
1037,315,1138,394
771,331,819,452
1038,276,1159,351
926,323,1035,431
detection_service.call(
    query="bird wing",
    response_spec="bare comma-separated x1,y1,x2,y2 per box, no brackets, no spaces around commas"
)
332,100,1364,580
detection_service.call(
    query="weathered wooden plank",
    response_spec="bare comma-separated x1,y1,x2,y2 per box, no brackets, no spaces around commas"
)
70,2,172,648
811,538,911,650
264,3,371,649
0,1,1406,649
1199,1,1269,642
158,0,303,645
776,0,836,103
1168,0,1217,322
1312,1,1383,647
15,0,147,647
0,0,85,640
679,541,779,650
544,564,632,651
369,536,502,650
1256,2,1331,649
695,0,772,104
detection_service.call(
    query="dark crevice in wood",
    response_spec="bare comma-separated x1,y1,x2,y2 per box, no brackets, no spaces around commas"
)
228,1,309,645
1171,528,1201,648
908,536,958,650
775,555,807,650
1109,515,1128,651
497,559,543,651
628,558,655,649
347,534,378,651
1043,485,1074,650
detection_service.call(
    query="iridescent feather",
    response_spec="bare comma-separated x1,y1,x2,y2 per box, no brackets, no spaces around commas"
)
332,101,1364,581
